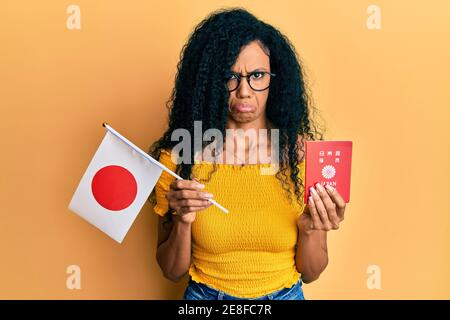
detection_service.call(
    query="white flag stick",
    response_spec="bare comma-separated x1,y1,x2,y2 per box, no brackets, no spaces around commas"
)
102,123,229,214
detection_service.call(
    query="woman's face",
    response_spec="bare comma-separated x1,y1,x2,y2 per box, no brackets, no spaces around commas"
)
227,40,271,126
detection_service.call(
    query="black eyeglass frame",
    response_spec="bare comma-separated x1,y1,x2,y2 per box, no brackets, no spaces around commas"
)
226,71,276,92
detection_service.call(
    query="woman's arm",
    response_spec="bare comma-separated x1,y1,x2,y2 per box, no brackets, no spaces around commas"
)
295,227,329,283
156,216,193,282
156,178,213,282
292,136,347,283
294,181,347,283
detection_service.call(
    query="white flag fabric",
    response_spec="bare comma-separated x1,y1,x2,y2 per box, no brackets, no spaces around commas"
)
69,130,163,243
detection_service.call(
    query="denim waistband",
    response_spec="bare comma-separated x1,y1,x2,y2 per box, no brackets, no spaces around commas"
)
183,278,305,300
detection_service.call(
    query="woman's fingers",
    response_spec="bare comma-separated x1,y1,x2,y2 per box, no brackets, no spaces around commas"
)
310,186,332,230
169,189,213,201
307,196,323,230
171,200,212,213
170,179,205,191
167,179,214,216
177,199,213,208
314,183,340,229
306,183,347,232
324,184,346,221
167,179,214,201
179,203,213,214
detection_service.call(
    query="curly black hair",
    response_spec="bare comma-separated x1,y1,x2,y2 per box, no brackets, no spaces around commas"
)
148,7,325,212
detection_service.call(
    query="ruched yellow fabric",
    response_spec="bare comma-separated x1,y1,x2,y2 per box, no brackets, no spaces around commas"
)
153,149,306,298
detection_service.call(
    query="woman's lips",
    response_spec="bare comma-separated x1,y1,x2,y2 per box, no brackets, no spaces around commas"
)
232,104,255,113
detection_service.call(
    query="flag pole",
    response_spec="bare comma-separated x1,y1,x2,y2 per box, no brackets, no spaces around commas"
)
102,123,229,214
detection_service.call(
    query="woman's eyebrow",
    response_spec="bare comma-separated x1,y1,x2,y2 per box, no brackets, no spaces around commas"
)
231,68,269,74
249,68,269,73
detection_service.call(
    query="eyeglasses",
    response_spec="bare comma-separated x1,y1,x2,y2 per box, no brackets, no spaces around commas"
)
226,71,276,92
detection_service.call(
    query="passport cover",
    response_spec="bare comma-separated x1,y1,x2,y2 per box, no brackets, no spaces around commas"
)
304,141,353,203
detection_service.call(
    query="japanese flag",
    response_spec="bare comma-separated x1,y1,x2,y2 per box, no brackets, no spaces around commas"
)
68,127,163,243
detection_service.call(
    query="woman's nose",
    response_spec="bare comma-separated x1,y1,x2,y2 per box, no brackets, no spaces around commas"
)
235,78,252,98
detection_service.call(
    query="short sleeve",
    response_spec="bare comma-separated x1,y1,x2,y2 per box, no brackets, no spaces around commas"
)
153,149,178,217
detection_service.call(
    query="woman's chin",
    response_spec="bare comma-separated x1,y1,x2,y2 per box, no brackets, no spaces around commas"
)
229,111,258,123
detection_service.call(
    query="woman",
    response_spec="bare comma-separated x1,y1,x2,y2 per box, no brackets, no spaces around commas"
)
148,8,347,300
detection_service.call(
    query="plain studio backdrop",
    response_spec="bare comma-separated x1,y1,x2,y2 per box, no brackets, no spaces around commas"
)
1,0,449,299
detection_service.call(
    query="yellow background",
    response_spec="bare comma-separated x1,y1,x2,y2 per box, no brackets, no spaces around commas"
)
1,0,449,299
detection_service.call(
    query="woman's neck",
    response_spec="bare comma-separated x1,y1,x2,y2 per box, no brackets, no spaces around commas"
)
220,116,275,164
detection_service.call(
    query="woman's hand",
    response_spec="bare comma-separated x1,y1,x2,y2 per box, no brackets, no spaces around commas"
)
166,178,214,224
298,183,346,233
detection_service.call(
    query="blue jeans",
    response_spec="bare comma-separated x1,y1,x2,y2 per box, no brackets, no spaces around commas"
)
183,278,305,300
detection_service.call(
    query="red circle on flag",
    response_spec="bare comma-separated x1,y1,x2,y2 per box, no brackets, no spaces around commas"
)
91,165,137,211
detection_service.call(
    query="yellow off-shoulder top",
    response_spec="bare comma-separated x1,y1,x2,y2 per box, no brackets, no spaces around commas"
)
153,149,306,298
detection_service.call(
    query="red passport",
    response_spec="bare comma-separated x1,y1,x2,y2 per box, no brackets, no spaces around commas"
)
304,141,353,203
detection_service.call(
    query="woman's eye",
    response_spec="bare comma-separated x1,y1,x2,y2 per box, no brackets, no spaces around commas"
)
251,72,264,79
